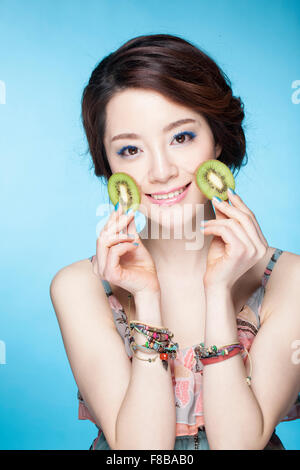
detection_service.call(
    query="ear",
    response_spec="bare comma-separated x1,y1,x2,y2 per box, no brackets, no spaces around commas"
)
215,143,222,159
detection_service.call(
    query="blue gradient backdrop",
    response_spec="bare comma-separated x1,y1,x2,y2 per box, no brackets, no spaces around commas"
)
0,0,299,450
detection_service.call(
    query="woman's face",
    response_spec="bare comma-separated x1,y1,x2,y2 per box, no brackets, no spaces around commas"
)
104,88,222,231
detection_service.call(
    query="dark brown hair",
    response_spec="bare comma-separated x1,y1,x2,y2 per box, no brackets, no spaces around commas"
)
81,33,247,181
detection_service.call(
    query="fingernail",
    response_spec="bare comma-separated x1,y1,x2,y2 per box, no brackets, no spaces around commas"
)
212,196,222,203
228,187,236,195
126,208,134,215
133,242,139,246
114,202,119,211
127,234,135,238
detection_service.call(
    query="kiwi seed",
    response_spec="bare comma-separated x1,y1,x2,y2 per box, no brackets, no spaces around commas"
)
195,159,235,200
107,172,141,213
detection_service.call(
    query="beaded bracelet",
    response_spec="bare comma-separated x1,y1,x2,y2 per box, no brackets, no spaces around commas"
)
130,339,171,370
129,320,170,331
129,321,174,338
131,326,172,343
195,341,242,359
129,330,179,358
202,344,244,359
196,344,253,386
200,346,241,364
130,324,178,353
129,321,178,370
130,321,178,356
129,341,158,363
130,324,172,343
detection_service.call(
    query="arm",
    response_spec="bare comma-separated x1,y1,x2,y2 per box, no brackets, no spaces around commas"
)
200,190,300,450
50,263,176,451
115,290,176,450
202,261,300,450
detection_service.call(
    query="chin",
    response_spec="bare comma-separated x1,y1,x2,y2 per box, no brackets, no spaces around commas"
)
148,211,199,240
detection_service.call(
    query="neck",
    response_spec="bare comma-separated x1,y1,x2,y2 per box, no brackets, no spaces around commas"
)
141,200,215,276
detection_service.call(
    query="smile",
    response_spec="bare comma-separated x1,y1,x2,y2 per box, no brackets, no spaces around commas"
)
145,182,191,205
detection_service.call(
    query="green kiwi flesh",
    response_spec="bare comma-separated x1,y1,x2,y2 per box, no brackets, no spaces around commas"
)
107,172,141,212
195,159,235,200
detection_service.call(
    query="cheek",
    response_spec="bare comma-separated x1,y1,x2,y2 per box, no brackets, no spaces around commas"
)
195,138,216,160
180,143,216,177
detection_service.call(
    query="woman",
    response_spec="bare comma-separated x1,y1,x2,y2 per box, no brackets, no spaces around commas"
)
50,34,300,450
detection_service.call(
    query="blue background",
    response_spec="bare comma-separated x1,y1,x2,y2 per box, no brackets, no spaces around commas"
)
0,0,299,450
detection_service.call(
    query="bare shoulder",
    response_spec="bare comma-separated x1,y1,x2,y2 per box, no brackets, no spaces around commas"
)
261,247,300,324
264,247,300,293
49,256,113,327
49,256,132,449
50,256,94,287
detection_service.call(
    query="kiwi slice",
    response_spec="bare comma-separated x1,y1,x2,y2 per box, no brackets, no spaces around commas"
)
195,159,235,200
107,172,141,212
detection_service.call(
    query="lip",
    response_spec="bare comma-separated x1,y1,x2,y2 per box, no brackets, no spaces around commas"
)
146,183,190,196
145,182,191,206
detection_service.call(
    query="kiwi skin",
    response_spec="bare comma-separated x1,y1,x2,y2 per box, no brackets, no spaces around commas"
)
195,159,235,201
107,172,141,212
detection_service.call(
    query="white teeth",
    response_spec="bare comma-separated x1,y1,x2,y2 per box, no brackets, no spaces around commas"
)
150,187,185,200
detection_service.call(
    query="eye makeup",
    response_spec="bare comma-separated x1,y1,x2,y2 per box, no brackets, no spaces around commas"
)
116,130,197,158
174,131,196,141
117,145,138,158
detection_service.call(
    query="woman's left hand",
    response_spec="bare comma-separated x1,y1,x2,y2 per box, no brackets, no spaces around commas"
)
201,189,269,289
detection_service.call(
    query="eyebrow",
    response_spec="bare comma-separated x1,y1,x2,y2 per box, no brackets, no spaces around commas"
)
110,118,197,143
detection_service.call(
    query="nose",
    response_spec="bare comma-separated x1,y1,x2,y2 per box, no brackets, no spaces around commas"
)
147,146,178,184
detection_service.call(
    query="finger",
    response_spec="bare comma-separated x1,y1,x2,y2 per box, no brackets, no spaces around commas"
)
211,198,228,221
97,232,135,276
103,202,122,232
226,190,268,245
127,212,139,241
106,241,138,279
202,218,256,254
106,209,136,238
108,232,136,244
98,206,123,273
212,196,266,249
201,223,244,257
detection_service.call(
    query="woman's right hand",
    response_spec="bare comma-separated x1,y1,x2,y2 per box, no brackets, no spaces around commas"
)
92,203,161,297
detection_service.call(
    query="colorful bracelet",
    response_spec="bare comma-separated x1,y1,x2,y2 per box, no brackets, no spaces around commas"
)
129,320,178,371
130,339,171,370
129,320,170,333
130,324,171,344
129,333,178,359
197,344,253,386
129,321,178,358
130,325,177,353
194,341,242,359
129,341,158,363
200,346,242,364
131,325,172,343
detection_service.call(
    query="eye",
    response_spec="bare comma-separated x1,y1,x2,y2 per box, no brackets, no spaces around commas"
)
116,131,196,159
116,145,140,158
171,131,196,145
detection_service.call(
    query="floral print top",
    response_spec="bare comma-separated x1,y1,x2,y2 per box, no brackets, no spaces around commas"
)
77,248,300,440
